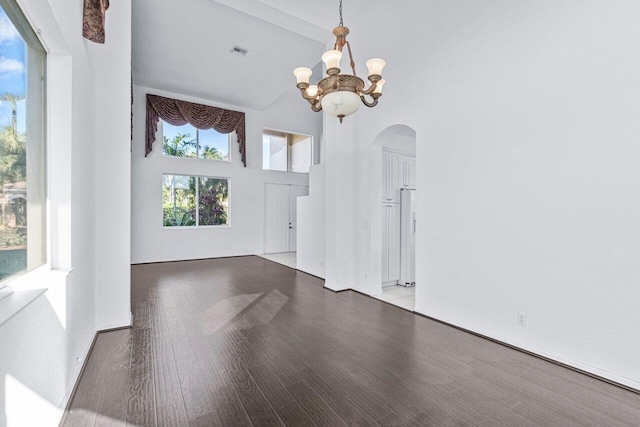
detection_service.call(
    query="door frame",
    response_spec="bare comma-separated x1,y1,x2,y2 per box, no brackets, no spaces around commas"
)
263,183,309,254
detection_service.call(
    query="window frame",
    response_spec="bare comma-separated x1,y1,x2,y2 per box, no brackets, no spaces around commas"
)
161,173,231,229
0,0,47,289
262,127,314,173
158,120,232,162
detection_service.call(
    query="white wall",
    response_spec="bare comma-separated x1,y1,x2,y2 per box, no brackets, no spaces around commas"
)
0,0,132,425
296,164,326,278
131,85,321,263
322,0,640,390
89,0,132,331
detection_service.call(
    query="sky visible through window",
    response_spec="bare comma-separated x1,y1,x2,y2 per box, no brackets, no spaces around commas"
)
163,121,230,160
0,6,26,133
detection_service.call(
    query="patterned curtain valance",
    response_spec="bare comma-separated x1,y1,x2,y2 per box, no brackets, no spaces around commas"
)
146,94,246,167
83,0,110,44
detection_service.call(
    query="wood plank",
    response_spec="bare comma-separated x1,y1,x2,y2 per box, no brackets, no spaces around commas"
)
156,401,190,427
94,330,132,427
376,412,406,427
125,318,155,426
327,396,380,427
202,345,283,427
248,364,316,427
188,411,222,427
286,381,347,427
65,330,129,427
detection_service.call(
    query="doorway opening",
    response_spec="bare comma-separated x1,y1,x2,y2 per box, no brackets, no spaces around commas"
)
371,125,416,310
261,183,309,269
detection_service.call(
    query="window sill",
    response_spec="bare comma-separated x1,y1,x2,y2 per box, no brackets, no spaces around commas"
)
0,266,73,327
162,225,231,230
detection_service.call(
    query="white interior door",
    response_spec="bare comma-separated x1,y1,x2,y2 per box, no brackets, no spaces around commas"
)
264,184,308,253
288,185,309,252
264,184,290,253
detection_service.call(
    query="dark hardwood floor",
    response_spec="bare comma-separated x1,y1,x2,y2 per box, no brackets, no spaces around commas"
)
63,256,640,426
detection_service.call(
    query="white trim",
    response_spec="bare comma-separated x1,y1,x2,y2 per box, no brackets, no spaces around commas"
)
412,306,640,393
96,318,132,332
0,266,72,327
58,329,96,408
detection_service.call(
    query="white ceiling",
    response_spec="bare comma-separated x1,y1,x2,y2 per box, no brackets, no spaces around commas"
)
132,0,323,109
132,0,337,110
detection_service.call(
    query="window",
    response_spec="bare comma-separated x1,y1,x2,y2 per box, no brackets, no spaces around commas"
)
0,0,46,283
161,120,230,161
262,129,312,173
162,174,229,227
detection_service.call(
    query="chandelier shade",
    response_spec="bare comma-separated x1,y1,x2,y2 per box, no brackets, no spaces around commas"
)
293,0,386,123
321,91,361,118
293,67,313,85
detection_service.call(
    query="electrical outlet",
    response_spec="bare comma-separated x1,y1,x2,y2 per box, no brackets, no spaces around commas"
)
517,312,527,326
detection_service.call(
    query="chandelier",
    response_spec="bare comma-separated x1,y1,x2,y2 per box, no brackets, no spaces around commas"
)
293,0,386,123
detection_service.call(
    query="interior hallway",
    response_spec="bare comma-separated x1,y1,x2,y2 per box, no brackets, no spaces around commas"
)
63,256,640,426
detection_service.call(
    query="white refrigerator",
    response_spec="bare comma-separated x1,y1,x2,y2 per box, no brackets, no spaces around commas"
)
399,188,416,286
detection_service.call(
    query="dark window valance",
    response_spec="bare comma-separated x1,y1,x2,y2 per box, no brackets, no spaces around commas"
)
83,0,109,44
146,94,247,167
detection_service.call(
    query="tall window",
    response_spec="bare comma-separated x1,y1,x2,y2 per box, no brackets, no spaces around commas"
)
161,120,231,161
262,129,312,173
162,174,229,227
0,0,46,283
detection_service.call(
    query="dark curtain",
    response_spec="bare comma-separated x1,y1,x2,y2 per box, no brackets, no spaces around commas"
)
146,95,246,167
83,0,109,44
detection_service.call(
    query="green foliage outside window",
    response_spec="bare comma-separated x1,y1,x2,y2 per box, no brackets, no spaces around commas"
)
0,94,27,247
162,174,228,227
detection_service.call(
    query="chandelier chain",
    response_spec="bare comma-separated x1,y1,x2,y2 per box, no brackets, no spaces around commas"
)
339,0,343,26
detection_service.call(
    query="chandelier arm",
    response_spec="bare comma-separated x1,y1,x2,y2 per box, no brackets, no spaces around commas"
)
311,101,323,112
300,88,321,101
360,81,378,96
360,95,379,108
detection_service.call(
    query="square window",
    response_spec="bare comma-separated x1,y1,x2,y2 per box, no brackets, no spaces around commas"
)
262,129,312,173
162,174,229,227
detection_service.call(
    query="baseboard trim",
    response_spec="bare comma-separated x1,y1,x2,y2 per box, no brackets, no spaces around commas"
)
98,325,133,334
58,330,99,426
255,255,297,271
58,324,133,426
323,286,350,293
131,254,256,266
411,310,640,396
351,288,413,311
337,286,640,396
97,320,131,331
295,268,325,281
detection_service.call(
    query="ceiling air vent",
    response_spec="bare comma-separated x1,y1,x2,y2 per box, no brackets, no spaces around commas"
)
230,46,249,57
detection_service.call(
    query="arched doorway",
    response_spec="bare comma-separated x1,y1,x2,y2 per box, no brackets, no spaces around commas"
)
370,124,417,310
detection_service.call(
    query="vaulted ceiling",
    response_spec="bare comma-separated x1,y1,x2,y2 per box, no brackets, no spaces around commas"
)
132,0,372,110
